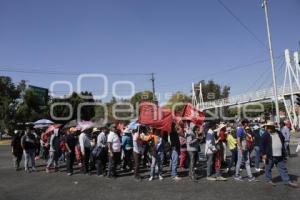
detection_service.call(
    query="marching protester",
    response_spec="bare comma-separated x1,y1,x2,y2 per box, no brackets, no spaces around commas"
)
132,125,149,181
107,124,122,178
252,125,263,172
205,122,217,180
234,120,256,182
79,127,92,175
169,124,182,181
178,126,187,170
21,126,37,172
149,128,164,181
218,123,227,165
122,128,134,172
185,120,199,181
64,128,77,176
261,122,298,188
206,123,227,181
281,121,291,157
95,126,109,177
10,118,298,189
46,128,60,173
215,123,227,180
226,126,237,174
11,130,24,171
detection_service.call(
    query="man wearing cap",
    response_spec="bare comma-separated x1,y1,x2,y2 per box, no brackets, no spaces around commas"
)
107,124,121,178
65,128,77,176
79,127,92,175
261,122,298,188
96,126,109,177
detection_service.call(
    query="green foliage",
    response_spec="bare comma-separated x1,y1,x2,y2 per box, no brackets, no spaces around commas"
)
0,76,21,133
130,91,154,108
50,92,95,123
165,91,191,113
194,80,231,101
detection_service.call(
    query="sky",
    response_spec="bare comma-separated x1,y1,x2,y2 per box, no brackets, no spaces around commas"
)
0,0,300,104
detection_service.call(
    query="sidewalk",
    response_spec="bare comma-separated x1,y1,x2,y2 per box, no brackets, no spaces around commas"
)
291,131,300,144
0,139,11,145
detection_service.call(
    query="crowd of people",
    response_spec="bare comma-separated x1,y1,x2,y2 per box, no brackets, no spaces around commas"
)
10,119,299,188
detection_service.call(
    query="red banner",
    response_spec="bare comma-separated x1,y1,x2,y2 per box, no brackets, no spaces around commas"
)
139,102,173,133
181,103,205,125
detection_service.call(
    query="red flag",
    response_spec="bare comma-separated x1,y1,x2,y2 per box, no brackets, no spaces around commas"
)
116,122,125,132
138,102,173,133
182,103,205,125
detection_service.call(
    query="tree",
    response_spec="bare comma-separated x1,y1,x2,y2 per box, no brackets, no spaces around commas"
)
130,91,154,108
165,92,191,113
193,80,231,120
0,76,21,133
194,80,230,102
50,92,95,123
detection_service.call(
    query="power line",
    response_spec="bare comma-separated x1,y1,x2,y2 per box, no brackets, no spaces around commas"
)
159,55,284,88
216,0,268,50
0,66,151,76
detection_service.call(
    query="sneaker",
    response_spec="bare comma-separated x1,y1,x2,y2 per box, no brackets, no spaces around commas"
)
149,176,154,181
67,173,72,176
207,177,217,181
159,175,164,181
287,181,298,188
234,175,243,181
225,168,230,173
173,176,182,181
267,181,276,186
216,176,227,181
46,168,50,173
31,168,37,172
255,168,261,172
248,177,257,182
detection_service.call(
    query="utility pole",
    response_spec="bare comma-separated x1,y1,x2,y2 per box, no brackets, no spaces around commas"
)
263,0,280,124
150,73,157,104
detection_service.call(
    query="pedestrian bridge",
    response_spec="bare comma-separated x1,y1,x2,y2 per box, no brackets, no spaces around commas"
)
199,85,300,111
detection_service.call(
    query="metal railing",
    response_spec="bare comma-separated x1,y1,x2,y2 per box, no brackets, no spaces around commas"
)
200,85,300,110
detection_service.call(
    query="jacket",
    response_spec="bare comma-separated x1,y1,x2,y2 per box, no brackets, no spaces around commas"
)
227,134,237,150
122,133,133,150
205,129,216,155
261,130,286,159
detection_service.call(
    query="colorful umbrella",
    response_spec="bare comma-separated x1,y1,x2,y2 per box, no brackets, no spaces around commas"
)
62,120,77,129
45,124,62,135
33,119,54,125
76,121,94,131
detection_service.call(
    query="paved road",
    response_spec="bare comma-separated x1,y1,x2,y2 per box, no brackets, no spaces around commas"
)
0,145,299,200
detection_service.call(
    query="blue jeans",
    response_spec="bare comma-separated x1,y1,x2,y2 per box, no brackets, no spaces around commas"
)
206,153,214,177
265,157,290,184
47,151,59,169
150,151,164,177
254,146,260,169
170,149,179,177
24,149,36,170
228,148,237,170
235,149,253,178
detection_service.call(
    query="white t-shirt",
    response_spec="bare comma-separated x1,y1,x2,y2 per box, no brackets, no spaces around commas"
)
107,132,121,152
